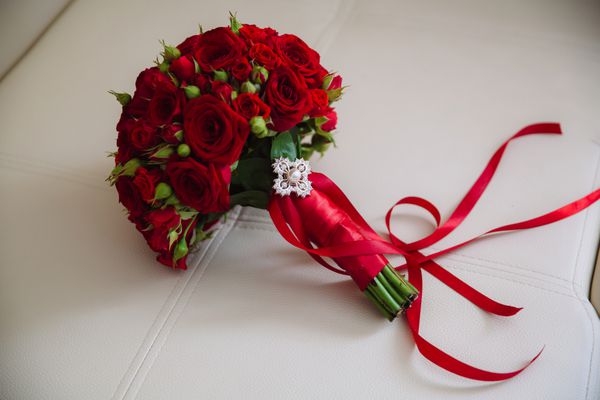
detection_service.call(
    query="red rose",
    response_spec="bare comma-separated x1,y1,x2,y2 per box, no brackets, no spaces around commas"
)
134,68,172,99
166,158,229,213
133,167,161,203
249,43,280,70
146,206,180,229
116,122,136,164
177,34,200,55
210,80,234,103
274,34,327,88
115,176,146,216
157,250,188,269
233,93,270,120
169,56,195,82
309,89,330,117
143,207,181,252
194,27,246,72
239,24,277,45
125,119,160,151
231,58,252,81
321,110,338,132
183,95,249,164
147,84,184,126
264,65,311,132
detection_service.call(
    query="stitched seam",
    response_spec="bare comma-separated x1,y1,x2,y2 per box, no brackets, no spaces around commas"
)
444,265,575,298
574,148,600,400
110,208,240,400
125,207,240,399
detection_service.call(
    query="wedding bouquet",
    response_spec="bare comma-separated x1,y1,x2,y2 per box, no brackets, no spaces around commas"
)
107,14,418,320
108,14,599,381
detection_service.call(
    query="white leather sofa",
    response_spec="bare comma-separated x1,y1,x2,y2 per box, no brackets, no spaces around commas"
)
1,1,599,399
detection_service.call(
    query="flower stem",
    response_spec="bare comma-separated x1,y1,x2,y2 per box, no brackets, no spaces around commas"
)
363,264,419,321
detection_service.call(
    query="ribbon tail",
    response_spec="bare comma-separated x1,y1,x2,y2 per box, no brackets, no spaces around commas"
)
406,263,541,381
421,260,522,316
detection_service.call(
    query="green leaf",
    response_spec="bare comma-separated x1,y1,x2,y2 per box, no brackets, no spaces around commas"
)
231,157,272,191
230,190,270,209
270,131,297,160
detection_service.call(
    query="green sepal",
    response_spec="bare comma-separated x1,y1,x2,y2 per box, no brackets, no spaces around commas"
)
150,145,175,159
174,130,184,142
313,117,336,143
178,210,198,220
271,131,297,160
213,69,228,82
193,58,200,74
108,90,132,106
168,229,179,250
183,85,201,99
154,182,173,200
321,73,334,90
230,190,270,209
327,87,344,102
164,194,180,206
240,81,256,94
229,11,242,34
173,238,188,263
177,143,191,157
160,40,181,61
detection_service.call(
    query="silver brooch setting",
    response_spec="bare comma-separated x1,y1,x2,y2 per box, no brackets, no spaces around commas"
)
272,157,312,197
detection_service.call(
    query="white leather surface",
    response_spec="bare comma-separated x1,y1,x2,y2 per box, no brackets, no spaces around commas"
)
0,0,71,80
1,0,599,399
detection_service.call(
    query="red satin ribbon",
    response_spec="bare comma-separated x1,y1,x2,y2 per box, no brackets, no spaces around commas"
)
268,123,600,381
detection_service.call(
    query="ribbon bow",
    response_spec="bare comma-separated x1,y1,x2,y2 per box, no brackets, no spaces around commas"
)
269,123,600,381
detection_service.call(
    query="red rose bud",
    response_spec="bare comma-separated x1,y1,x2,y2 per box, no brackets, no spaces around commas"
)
133,167,160,203
170,56,195,82
240,81,256,94
183,85,201,99
320,111,337,132
250,65,269,85
154,182,173,200
322,74,342,90
249,116,268,138
211,81,234,103
177,143,191,157
213,69,228,82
